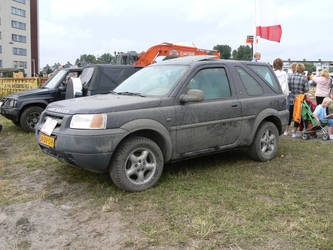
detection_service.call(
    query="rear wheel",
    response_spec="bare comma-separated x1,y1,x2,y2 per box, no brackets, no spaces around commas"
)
109,136,164,192
20,106,44,132
249,122,279,161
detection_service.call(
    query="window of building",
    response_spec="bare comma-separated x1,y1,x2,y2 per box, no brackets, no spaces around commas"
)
14,61,27,69
0,32,1,39
13,0,26,4
12,34,26,43
0,60,2,68
11,7,26,17
249,65,280,92
11,20,26,30
236,67,264,96
0,45,2,53
13,47,27,56
187,68,231,100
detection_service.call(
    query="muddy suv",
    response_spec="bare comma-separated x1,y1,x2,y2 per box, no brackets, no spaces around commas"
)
36,57,289,192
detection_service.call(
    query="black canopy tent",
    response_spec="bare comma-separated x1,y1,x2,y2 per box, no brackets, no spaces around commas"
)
84,64,143,94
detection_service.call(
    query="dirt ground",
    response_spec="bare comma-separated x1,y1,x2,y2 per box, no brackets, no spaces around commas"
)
0,200,133,249
0,169,143,250
0,130,146,250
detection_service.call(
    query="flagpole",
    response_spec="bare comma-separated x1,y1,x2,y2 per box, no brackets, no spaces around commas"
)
254,0,258,55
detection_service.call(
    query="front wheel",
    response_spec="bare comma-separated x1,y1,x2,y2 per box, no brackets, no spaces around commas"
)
248,122,279,162
20,106,44,132
109,136,164,192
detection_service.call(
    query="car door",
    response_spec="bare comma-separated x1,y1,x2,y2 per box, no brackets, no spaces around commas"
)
174,66,242,155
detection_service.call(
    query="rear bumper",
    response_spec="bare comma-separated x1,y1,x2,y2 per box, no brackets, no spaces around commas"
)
280,109,289,129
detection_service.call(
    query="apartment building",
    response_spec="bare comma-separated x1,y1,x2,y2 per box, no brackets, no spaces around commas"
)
283,59,333,73
0,0,38,76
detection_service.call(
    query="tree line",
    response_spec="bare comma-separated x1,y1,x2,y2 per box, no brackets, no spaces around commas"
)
42,44,319,75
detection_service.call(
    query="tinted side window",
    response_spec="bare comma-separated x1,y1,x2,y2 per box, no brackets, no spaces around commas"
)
249,65,280,91
188,68,231,100
236,67,263,96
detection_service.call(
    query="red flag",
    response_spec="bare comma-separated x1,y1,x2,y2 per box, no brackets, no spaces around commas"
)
256,0,282,43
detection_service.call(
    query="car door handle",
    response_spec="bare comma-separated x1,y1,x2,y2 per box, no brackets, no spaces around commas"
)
231,104,239,108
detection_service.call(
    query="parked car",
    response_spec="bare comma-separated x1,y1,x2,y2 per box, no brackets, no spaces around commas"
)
36,56,289,192
0,65,142,132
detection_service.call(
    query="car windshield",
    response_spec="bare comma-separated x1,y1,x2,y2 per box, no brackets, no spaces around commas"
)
42,70,67,89
114,65,188,96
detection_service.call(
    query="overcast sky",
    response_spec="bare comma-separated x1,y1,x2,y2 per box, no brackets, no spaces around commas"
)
39,0,333,67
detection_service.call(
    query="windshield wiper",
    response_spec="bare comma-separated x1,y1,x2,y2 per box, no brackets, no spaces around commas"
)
109,90,119,95
116,91,146,97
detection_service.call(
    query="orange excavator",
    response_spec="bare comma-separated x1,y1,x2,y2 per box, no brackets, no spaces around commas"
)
115,43,220,66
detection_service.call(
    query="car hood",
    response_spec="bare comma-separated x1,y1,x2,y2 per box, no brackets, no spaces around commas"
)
8,88,54,99
46,94,161,114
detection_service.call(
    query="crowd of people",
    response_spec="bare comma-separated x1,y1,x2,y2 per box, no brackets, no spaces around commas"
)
269,56,333,140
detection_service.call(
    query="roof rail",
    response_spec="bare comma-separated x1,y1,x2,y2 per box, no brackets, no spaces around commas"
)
157,55,219,64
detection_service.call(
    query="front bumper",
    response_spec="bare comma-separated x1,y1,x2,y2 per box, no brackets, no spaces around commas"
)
36,111,126,173
0,106,20,123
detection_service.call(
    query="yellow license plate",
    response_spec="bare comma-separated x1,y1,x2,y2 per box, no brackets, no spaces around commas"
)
39,134,55,148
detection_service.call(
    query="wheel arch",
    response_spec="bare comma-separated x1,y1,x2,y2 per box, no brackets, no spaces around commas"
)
250,109,283,142
19,101,48,121
116,119,173,162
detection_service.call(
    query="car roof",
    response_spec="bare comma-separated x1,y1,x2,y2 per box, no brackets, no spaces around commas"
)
82,64,143,70
154,56,270,67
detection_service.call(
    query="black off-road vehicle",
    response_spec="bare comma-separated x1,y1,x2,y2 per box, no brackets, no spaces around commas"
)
0,65,142,132
37,56,289,192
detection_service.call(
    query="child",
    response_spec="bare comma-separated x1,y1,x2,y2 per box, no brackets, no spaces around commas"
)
313,97,333,140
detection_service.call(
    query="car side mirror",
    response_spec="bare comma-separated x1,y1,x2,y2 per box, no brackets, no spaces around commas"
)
180,89,204,104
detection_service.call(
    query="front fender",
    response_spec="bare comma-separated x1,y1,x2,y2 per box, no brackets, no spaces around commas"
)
120,119,173,161
19,100,49,110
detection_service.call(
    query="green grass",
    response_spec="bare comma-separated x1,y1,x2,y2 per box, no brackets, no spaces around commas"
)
0,116,332,249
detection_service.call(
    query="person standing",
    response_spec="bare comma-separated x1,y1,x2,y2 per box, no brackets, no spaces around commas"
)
273,58,289,97
252,52,261,62
284,63,309,137
313,69,331,105
290,63,297,74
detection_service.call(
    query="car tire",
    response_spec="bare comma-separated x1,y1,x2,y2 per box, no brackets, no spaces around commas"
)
20,106,44,133
109,136,164,192
249,121,279,162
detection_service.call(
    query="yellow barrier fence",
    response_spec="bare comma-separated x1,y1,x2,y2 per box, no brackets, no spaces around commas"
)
0,77,48,98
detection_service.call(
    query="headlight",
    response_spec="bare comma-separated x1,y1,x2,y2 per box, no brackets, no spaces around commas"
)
7,99,17,107
70,114,107,129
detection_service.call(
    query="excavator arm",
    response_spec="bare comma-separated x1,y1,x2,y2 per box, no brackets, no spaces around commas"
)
133,43,220,66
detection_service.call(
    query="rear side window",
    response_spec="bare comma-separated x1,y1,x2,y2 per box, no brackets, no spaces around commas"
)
249,65,280,91
236,67,263,96
80,67,94,87
187,68,231,100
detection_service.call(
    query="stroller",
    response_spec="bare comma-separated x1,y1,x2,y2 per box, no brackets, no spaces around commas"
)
300,96,330,140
